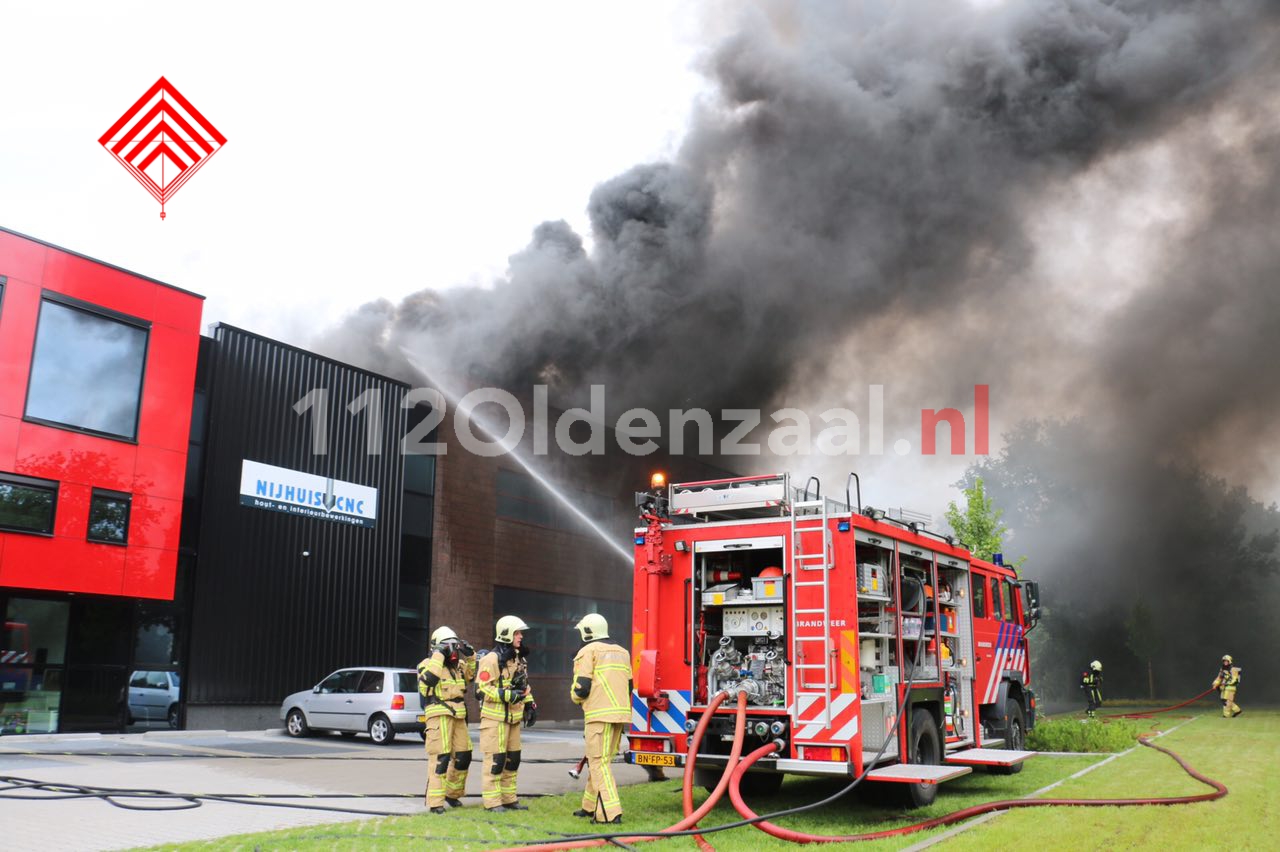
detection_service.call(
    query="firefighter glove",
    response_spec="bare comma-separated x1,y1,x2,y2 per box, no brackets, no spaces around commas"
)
523,701,538,727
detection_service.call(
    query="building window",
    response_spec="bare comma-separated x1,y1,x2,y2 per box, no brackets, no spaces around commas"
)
0,473,58,535
496,468,555,527
495,468,617,535
493,586,629,676
24,295,150,440
87,489,131,545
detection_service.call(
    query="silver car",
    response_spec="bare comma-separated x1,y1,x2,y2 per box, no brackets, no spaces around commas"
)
280,667,423,745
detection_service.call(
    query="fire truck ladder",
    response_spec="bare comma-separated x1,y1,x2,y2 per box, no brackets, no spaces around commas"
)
790,496,835,729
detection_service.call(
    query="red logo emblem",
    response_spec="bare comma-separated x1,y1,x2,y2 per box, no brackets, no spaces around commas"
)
100,76,226,220
479,671,491,682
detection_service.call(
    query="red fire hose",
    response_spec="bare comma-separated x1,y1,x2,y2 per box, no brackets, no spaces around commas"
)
726,715,1227,843
489,690,749,852
1103,687,1216,718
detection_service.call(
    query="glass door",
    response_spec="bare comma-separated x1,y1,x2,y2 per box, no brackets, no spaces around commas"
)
1,597,69,734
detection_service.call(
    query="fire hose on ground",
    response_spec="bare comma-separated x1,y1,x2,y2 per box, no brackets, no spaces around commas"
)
490,689,748,852
495,668,1225,851
724,687,1227,844
496,630,932,851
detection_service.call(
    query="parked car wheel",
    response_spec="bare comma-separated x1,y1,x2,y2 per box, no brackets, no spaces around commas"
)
285,708,310,738
369,713,395,745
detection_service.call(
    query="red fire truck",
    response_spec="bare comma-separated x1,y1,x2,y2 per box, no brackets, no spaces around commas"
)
626,473,1041,806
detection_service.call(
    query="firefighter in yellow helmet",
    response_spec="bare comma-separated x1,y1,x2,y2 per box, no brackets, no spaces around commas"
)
476,615,536,811
1080,660,1103,719
569,613,632,824
418,626,477,813
1212,654,1242,718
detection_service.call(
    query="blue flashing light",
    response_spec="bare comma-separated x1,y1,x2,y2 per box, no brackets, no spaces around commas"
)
993,552,1004,566
837,521,851,532
635,535,646,546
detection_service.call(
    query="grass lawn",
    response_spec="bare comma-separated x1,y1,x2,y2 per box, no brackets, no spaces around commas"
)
149,708,1274,851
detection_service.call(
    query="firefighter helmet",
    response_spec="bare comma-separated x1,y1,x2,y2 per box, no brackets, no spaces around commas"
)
430,626,458,646
1090,660,1102,672
495,615,529,644
575,613,609,642
1222,654,1233,665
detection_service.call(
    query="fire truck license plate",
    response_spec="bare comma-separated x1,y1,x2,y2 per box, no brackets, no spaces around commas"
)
635,753,676,767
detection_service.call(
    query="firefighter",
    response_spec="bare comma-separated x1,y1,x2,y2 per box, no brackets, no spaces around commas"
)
569,613,631,825
1080,660,1103,718
476,615,535,812
1212,654,1242,718
418,625,477,813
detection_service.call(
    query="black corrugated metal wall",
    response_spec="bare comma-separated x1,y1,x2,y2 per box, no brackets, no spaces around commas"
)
186,325,409,705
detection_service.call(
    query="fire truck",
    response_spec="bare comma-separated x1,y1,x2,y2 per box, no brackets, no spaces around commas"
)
626,473,1041,806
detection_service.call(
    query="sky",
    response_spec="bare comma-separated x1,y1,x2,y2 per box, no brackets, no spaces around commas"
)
0,1,703,339
3,0,1277,522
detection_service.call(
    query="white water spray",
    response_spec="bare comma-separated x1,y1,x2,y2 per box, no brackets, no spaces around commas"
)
401,352,634,566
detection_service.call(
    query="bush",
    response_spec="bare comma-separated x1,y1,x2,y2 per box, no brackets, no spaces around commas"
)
1026,717,1143,752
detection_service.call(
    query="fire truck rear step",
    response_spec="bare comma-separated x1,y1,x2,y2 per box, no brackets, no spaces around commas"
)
944,748,1036,767
863,763,973,784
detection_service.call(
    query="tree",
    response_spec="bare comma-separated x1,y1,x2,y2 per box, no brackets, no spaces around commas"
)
944,478,1010,562
1126,602,1157,700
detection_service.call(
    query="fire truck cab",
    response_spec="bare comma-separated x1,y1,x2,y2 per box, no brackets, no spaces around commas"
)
626,473,1039,806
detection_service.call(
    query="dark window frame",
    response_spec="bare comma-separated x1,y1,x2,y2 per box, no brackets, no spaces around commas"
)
1002,580,1019,624
22,291,152,443
0,471,59,536
989,576,1003,620
971,574,987,619
87,488,132,546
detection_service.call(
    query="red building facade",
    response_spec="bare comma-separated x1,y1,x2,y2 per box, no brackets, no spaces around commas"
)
0,227,202,599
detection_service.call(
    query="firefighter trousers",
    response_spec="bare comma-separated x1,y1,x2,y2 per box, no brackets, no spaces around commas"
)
480,720,522,809
1086,687,1102,716
1221,688,1240,717
580,721,624,821
424,712,473,807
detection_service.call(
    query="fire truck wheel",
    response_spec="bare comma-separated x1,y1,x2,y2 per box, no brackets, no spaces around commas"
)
901,709,942,808
990,701,1026,775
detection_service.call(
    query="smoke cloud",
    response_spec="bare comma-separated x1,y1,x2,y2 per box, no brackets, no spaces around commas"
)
316,1,1280,695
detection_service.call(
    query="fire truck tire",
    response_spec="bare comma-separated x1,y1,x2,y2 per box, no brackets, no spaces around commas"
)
901,709,942,808
990,700,1025,775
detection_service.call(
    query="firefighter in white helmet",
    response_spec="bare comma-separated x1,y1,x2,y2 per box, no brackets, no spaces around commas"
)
418,625,477,813
569,613,632,824
476,615,536,811
1080,660,1103,719
1212,654,1242,718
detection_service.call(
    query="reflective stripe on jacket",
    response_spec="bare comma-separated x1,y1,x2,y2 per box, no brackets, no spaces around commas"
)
571,640,631,724
418,648,476,719
477,649,531,725
1214,666,1241,691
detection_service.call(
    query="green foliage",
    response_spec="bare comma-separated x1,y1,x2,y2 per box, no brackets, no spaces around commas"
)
1026,717,1143,752
944,478,1012,562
